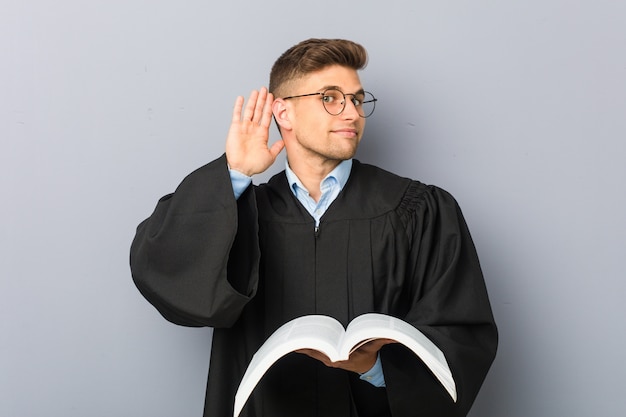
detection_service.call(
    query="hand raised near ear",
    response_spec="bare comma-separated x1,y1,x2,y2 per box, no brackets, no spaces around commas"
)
225,87,285,177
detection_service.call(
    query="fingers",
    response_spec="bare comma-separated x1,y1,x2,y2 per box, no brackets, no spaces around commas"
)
252,88,267,124
296,349,333,367
234,87,273,125
231,95,245,123
356,338,396,354
260,91,275,128
242,89,259,122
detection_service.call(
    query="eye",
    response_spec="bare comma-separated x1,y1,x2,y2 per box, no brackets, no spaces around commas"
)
350,97,363,107
322,89,344,104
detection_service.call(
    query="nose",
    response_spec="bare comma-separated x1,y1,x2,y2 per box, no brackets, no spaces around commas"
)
341,97,360,119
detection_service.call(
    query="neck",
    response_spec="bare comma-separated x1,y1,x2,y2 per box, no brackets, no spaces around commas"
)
288,158,341,202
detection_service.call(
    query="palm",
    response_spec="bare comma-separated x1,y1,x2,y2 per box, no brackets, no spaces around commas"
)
298,338,396,374
225,88,284,176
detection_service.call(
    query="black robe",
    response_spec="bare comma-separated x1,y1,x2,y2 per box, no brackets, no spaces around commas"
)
130,155,497,417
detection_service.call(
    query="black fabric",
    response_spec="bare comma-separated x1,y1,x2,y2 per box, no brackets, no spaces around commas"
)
130,154,498,417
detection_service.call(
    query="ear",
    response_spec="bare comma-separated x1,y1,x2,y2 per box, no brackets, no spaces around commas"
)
272,98,293,132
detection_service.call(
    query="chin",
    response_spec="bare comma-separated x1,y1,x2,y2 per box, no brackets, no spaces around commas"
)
330,148,357,161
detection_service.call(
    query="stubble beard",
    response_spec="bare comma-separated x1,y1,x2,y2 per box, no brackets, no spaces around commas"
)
305,135,360,163
292,124,362,161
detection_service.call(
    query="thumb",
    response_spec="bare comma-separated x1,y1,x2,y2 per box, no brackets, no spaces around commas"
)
269,140,285,158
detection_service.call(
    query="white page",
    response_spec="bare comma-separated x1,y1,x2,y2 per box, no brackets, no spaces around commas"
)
234,316,345,417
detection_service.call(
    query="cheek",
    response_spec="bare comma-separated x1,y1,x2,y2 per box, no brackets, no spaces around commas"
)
358,120,366,138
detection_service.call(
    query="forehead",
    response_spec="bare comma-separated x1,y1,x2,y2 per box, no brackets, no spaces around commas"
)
295,65,363,92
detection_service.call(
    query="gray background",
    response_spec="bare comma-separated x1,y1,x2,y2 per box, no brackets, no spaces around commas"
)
2,1,625,416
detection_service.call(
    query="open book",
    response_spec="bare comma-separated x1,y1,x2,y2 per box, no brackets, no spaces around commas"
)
233,313,456,417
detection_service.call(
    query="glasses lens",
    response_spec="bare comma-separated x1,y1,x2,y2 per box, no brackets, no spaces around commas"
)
321,89,377,118
321,89,345,115
359,92,376,118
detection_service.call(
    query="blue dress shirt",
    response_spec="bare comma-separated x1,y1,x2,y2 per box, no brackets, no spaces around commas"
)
229,159,386,387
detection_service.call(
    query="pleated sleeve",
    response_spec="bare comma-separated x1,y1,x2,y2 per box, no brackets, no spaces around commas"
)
130,154,260,328
383,182,498,417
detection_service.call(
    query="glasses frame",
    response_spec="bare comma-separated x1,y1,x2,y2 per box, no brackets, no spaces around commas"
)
282,88,377,118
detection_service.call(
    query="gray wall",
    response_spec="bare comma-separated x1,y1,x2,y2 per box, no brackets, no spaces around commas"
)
2,1,625,416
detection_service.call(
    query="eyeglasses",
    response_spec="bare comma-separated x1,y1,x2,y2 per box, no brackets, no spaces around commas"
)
282,88,377,118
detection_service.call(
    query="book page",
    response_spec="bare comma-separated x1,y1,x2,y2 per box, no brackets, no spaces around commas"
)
341,313,457,402
234,315,345,417
234,313,458,416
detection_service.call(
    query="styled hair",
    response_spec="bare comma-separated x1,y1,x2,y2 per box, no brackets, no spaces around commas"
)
269,38,368,98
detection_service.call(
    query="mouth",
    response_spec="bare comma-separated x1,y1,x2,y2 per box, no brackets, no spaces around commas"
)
331,128,359,138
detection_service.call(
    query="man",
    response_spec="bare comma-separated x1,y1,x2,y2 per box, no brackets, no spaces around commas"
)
131,38,497,417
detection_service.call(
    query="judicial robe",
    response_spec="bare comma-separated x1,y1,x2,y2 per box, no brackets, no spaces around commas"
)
130,154,498,417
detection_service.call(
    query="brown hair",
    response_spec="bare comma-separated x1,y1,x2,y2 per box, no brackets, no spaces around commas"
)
269,38,368,98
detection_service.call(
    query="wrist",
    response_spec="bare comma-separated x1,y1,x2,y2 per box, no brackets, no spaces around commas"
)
358,353,386,387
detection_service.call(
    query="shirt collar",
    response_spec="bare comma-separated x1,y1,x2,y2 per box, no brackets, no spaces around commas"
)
285,159,353,194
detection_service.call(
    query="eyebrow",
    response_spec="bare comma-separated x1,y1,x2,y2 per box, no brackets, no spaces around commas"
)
319,85,366,95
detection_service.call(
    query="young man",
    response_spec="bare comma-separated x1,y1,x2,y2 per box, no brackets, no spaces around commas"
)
131,38,497,417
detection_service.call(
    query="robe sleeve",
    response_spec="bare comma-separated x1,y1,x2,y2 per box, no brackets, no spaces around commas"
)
129,154,260,328
382,183,498,417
